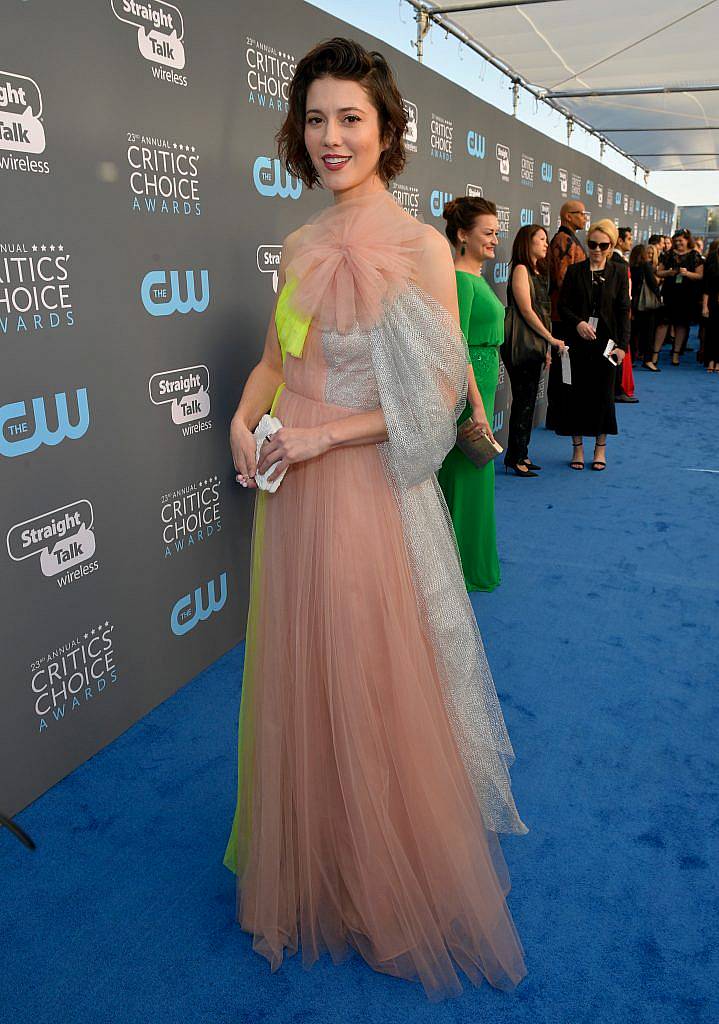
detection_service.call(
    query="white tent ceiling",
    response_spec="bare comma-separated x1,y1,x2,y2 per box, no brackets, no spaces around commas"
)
413,0,719,172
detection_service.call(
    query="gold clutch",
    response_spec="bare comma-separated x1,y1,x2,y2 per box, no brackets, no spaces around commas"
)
455,420,504,469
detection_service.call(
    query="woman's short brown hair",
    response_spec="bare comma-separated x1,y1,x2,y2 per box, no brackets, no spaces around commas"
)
277,37,407,189
510,224,548,277
442,196,498,247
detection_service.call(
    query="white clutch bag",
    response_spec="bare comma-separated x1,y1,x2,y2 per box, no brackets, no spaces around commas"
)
253,414,288,493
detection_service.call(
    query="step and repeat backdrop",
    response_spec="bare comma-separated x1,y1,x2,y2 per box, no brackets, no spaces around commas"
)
2,0,674,816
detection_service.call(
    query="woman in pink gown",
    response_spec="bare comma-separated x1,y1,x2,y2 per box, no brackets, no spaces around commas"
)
223,37,527,1001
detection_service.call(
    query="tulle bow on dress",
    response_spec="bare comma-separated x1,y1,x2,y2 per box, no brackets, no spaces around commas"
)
286,190,427,335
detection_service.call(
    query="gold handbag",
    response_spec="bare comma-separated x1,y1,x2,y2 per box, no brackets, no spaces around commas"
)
455,420,504,469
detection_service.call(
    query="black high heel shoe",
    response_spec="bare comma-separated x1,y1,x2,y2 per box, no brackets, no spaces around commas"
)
504,462,538,477
521,458,542,471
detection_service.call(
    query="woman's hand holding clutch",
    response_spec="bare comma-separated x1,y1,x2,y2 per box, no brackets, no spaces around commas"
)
257,425,331,482
468,403,496,445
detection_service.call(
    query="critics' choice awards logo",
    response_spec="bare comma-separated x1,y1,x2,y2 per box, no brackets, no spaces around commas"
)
430,189,452,218
540,202,552,228
7,499,98,586
0,242,73,334
392,182,420,218
571,173,582,198
127,133,200,216
161,476,221,557
496,143,510,182
30,621,118,733
246,36,295,113
110,0,187,86
521,154,534,187
253,156,301,200
430,114,453,161
171,572,227,636
402,100,418,153
497,205,511,238
558,167,568,196
149,364,211,436
466,130,485,159
466,184,483,198
0,71,49,175
0,389,89,458
257,244,283,292
141,269,209,316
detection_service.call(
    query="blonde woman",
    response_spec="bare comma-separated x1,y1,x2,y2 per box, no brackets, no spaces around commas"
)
551,220,630,471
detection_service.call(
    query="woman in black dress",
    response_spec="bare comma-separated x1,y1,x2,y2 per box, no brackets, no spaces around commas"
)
629,243,662,370
701,240,719,373
552,219,630,471
656,229,704,365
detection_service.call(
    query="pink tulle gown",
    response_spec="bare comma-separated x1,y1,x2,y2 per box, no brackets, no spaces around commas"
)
223,190,527,1001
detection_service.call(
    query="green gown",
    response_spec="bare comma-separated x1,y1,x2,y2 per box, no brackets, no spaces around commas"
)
438,270,503,592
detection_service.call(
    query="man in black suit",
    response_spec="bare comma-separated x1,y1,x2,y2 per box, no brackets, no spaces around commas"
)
613,228,638,403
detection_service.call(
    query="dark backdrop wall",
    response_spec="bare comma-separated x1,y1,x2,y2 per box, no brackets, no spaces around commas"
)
1,0,674,817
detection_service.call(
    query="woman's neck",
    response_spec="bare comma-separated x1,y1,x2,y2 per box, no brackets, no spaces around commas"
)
454,255,485,275
331,176,387,204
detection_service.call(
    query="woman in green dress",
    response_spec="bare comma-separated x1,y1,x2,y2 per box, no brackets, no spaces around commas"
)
439,197,503,592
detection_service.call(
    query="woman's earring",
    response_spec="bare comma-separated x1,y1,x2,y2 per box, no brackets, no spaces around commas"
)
460,242,466,256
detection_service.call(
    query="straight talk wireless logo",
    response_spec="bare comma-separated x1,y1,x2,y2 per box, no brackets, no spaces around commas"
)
110,0,188,87
6,499,99,586
0,71,50,175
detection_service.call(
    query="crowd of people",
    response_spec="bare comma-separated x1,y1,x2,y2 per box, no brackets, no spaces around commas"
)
436,195,719,594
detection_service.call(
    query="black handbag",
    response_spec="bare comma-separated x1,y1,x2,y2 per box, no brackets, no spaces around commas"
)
501,273,548,365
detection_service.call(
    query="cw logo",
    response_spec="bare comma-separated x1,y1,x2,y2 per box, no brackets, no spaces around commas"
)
493,262,509,284
430,189,452,218
492,409,504,433
141,269,210,316
520,208,535,226
585,180,595,196
466,130,486,159
171,572,227,636
540,161,553,183
252,157,302,199
0,389,89,458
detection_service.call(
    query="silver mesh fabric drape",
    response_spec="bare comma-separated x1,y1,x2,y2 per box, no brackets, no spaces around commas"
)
370,284,528,836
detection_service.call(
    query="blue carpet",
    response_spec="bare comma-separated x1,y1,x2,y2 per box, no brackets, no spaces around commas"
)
3,347,718,1023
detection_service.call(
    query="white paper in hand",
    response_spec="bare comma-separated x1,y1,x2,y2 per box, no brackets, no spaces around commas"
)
254,414,288,493
561,348,572,385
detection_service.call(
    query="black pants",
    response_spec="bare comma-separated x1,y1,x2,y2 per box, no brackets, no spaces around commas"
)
504,353,543,465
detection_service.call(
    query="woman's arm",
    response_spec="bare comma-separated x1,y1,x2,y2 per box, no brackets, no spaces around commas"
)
679,262,703,282
512,265,566,350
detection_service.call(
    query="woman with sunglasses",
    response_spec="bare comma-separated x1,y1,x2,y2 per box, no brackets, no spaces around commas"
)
656,229,704,365
551,220,630,471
